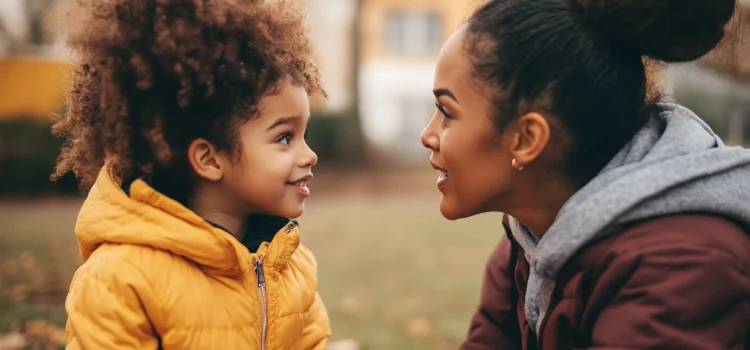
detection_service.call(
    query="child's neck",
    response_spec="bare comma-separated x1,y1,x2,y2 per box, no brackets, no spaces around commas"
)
188,185,247,241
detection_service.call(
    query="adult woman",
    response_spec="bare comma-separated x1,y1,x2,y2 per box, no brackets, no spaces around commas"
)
421,0,750,348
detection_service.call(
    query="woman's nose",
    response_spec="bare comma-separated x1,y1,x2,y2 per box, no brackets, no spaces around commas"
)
421,113,440,152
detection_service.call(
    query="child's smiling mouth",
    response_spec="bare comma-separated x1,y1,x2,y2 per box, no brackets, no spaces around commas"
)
287,174,313,197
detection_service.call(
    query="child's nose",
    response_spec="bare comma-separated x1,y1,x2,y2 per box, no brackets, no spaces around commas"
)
301,143,318,167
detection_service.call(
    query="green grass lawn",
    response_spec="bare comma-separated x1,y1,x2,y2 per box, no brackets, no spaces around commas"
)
0,188,505,350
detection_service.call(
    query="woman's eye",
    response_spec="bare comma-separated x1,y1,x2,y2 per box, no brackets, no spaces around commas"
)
435,103,452,119
278,133,292,145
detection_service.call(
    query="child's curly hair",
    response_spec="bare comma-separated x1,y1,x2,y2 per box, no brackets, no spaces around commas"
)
52,0,323,190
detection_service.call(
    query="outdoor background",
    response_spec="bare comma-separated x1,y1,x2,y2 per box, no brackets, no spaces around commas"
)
0,0,749,349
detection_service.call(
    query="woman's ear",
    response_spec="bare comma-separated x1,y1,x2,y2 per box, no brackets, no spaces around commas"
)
187,138,224,182
508,112,550,169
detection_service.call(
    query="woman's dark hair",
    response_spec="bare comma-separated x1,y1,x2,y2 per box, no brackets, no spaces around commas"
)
466,0,738,185
52,0,323,194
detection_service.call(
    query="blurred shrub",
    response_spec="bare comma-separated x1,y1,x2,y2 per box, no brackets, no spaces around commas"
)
0,113,354,196
306,113,347,165
671,65,750,146
674,84,750,145
0,117,79,196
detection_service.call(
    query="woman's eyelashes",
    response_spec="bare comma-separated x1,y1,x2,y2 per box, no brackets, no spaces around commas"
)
435,103,452,119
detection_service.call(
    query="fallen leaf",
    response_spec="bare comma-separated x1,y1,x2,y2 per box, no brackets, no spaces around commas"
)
18,252,35,271
405,316,431,337
7,285,29,303
0,332,26,350
328,339,359,350
337,296,363,317
24,320,66,346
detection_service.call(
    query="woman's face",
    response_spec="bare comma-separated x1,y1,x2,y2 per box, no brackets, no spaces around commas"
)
421,27,517,220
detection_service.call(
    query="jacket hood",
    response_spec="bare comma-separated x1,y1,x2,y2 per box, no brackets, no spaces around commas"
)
74,167,300,277
509,104,750,333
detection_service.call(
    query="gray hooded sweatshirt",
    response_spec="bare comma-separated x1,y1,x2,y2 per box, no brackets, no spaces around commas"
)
508,104,750,333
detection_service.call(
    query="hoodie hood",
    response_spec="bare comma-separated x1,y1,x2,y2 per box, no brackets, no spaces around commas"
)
74,167,300,278
509,104,750,333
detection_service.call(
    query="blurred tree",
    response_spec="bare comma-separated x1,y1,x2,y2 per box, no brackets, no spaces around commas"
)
339,0,368,166
701,1,750,83
25,0,58,45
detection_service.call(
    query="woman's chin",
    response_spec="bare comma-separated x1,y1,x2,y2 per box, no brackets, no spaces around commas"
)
439,197,466,221
439,194,489,220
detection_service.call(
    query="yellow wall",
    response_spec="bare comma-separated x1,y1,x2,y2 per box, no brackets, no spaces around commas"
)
0,58,71,119
0,57,334,118
360,0,480,64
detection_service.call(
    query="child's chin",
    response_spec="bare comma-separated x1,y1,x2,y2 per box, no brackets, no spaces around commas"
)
279,205,305,219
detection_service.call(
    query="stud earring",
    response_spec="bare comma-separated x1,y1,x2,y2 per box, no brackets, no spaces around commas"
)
511,158,524,171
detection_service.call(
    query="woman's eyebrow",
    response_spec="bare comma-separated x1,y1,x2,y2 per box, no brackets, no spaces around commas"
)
433,88,459,103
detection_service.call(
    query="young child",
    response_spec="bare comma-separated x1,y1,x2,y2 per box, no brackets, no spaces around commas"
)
53,0,330,349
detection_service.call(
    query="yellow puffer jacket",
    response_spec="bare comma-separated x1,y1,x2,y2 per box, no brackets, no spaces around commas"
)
65,167,331,349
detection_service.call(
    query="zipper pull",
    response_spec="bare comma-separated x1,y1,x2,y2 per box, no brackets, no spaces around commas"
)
255,259,265,287
285,221,296,234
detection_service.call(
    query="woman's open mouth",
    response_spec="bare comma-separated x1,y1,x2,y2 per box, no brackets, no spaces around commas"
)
437,171,449,189
431,162,449,191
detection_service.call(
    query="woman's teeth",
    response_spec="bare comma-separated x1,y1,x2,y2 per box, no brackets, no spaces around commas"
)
293,181,307,187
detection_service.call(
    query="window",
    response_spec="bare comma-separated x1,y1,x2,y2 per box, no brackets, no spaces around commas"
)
384,10,443,55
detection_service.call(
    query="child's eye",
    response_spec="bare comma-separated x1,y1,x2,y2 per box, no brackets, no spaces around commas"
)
435,103,452,119
278,132,293,145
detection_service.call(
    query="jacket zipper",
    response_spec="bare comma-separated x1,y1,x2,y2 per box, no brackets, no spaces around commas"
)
255,259,268,350
253,221,292,349
536,303,553,350
285,221,296,233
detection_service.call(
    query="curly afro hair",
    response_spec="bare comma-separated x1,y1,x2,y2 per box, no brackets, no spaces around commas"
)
52,0,323,191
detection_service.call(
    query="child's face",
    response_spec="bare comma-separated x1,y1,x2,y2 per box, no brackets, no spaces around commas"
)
220,83,317,219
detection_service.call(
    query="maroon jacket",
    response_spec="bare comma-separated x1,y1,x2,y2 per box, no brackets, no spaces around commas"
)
461,214,750,350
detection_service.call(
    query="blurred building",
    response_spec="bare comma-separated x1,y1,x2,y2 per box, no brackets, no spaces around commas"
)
0,0,71,120
357,0,476,163
0,0,747,151
307,0,358,115
0,0,358,120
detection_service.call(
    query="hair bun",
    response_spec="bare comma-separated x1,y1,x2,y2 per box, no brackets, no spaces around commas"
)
579,0,737,62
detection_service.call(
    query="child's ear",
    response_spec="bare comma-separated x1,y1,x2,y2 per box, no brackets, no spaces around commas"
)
187,138,224,182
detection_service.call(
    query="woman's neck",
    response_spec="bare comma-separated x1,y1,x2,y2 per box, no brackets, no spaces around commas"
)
505,177,579,236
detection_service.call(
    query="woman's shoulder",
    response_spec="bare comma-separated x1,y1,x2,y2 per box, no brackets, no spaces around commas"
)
575,214,750,281
609,214,749,258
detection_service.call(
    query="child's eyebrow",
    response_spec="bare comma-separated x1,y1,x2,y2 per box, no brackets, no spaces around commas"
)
266,116,299,131
266,115,312,131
